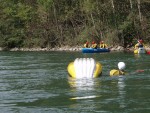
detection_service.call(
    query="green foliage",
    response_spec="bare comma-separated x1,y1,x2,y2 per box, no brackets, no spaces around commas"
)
0,1,36,48
0,0,150,49
106,30,120,46
37,0,53,11
82,0,95,13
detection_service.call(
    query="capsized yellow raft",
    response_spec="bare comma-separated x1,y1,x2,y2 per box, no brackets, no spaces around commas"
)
67,58,102,78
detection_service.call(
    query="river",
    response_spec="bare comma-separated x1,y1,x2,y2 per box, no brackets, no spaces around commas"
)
0,51,149,113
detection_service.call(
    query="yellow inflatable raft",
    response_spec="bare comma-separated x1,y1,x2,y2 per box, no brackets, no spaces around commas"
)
67,58,102,78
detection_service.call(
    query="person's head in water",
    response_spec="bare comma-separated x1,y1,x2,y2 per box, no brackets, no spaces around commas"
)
118,62,126,71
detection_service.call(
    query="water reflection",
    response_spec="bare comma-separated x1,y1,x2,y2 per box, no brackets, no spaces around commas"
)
134,53,147,59
68,77,101,100
117,76,126,108
67,77,101,111
134,54,141,59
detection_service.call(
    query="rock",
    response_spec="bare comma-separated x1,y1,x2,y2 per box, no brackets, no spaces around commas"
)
117,46,124,51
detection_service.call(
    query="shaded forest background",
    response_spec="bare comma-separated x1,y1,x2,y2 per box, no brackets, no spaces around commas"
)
0,0,150,49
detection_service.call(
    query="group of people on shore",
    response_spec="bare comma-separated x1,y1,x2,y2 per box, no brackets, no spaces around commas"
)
84,41,108,49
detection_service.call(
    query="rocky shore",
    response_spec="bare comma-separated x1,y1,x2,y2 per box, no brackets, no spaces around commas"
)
0,45,150,52
4,46,125,52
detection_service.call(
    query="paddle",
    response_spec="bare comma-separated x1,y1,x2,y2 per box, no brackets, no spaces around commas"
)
136,70,144,73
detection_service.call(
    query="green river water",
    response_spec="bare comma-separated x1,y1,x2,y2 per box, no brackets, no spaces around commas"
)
0,51,149,113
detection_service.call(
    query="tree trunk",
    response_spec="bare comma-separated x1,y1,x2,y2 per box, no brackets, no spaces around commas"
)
137,0,142,21
111,0,115,10
129,0,133,9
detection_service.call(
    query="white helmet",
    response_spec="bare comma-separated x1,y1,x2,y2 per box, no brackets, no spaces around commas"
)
118,62,126,70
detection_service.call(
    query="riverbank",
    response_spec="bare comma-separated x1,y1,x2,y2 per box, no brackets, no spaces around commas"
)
0,45,150,52
0,46,124,52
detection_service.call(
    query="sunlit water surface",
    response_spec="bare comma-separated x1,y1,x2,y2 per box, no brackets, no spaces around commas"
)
0,51,149,113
